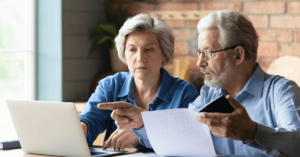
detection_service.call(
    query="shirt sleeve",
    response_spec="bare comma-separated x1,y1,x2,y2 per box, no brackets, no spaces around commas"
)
132,127,152,149
246,80,300,157
79,81,111,145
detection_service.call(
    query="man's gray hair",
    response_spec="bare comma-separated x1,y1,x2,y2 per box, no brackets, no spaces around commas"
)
197,10,258,61
115,14,174,64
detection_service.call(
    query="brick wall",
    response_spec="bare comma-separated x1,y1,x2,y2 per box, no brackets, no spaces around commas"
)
111,0,300,91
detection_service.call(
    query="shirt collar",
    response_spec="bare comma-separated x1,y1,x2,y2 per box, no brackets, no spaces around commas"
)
117,67,171,102
242,64,265,97
117,72,134,100
218,64,265,97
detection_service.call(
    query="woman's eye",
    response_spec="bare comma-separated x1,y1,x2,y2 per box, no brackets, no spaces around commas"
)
146,48,153,51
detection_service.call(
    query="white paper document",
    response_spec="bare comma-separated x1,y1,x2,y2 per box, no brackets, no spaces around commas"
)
141,108,216,157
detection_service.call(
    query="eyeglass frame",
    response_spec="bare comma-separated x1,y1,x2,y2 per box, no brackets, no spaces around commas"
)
196,45,239,60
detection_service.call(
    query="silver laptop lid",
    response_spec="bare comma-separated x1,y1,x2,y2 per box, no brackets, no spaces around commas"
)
6,100,91,157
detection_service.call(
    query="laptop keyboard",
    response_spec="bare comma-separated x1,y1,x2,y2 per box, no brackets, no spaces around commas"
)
90,151,107,155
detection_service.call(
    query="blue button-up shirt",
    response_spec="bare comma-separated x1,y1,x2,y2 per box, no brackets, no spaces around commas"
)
189,64,300,157
79,67,199,148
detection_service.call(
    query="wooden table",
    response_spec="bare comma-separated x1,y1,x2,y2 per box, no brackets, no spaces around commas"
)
0,146,141,157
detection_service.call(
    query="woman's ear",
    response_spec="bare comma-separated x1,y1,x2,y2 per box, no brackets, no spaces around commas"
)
162,55,167,65
234,46,245,65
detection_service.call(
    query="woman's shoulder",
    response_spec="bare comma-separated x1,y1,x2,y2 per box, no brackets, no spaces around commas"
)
98,71,131,87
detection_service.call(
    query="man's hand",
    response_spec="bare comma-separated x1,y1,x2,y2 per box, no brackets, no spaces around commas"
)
97,102,145,130
195,95,257,143
103,129,139,150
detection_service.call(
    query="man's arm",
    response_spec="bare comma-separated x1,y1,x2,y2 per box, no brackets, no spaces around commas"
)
246,81,300,156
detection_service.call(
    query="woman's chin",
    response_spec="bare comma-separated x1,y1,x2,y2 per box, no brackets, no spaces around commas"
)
133,73,150,80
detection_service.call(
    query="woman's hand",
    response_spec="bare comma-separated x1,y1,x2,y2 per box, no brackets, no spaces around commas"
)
97,102,145,130
81,122,88,135
103,128,139,150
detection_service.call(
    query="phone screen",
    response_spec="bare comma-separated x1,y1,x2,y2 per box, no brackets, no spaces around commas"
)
198,95,235,113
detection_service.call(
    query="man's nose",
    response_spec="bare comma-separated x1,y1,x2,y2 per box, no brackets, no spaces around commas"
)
197,54,207,68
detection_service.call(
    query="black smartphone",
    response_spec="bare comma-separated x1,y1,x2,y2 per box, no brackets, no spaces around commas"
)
198,95,235,113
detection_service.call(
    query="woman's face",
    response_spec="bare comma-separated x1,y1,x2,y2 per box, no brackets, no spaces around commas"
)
125,31,166,80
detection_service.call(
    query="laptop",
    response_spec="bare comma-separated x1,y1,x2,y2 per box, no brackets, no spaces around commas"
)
6,100,127,157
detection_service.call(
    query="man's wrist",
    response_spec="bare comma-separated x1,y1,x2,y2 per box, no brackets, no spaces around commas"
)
244,121,257,143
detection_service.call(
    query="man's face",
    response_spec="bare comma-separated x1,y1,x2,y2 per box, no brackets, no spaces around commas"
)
197,29,234,88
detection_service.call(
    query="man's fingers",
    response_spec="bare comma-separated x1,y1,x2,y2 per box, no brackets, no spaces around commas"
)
195,116,220,126
103,138,112,150
97,101,133,110
116,108,138,117
203,112,227,119
111,111,129,123
226,95,242,109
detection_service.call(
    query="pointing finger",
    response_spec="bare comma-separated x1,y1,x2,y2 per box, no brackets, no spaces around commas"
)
97,101,133,110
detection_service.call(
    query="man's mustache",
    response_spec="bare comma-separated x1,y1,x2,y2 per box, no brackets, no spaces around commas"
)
200,67,214,74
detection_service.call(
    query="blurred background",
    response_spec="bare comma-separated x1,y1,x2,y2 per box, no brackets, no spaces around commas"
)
1,0,300,143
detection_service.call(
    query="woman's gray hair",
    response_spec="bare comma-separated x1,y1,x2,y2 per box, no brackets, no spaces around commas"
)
197,10,259,61
115,14,174,64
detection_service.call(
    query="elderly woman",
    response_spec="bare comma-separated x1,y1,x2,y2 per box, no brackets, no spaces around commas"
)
79,14,199,150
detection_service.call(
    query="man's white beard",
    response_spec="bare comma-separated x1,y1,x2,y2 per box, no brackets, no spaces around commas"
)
201,60,234,88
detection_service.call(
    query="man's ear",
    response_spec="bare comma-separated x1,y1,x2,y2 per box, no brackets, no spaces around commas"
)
234,46,245,65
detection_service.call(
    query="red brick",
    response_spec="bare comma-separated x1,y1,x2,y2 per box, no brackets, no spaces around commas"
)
188,20,199,28
164,20,185,28
247,15,268,28
174,41,190,55
289,2,300,14
201,2,241,12
257,57,277,72
244,2,286,14
257,42,278,57
295,31,300,42
122,3,158,14
280,43,300,57
257,30,293,42
160,3,199,10
174,56,199,70
271,16,300,28
173,29,196,40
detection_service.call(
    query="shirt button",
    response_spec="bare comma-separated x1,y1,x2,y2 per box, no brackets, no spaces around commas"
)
149,108,153,111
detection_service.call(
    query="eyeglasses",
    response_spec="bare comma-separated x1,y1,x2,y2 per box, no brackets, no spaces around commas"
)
196,45,239,60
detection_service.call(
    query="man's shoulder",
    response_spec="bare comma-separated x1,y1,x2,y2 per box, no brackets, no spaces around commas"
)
264,73,298,91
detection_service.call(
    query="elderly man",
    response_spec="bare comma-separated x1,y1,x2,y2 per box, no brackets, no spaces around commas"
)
98,10,300,156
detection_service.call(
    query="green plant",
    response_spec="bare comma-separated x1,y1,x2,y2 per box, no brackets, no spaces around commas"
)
88,4,130,57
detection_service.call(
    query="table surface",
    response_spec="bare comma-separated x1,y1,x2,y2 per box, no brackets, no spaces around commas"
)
0,146,141,157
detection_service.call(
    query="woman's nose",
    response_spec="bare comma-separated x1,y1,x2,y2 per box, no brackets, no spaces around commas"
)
136,49,145,62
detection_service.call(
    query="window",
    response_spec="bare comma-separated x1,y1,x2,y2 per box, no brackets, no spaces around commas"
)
0,0,35,141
